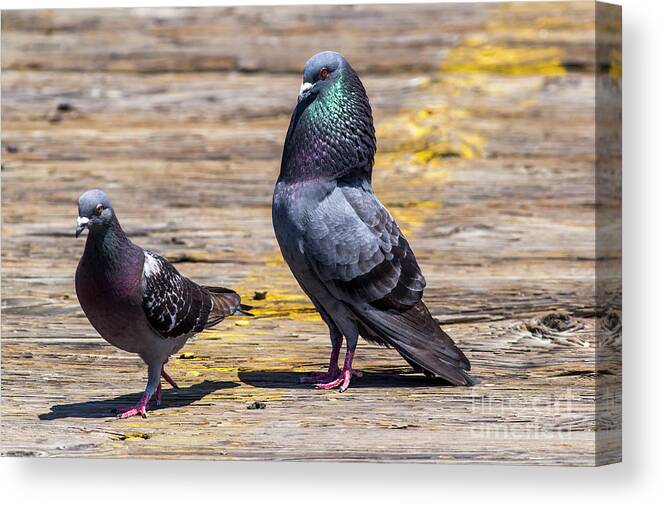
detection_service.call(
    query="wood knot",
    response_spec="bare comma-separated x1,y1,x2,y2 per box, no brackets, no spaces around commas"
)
598,308,622,346
600,309,621,333
527,312,583,336
516,312,589,348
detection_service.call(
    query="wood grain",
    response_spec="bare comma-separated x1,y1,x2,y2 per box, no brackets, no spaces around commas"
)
1,2,621,465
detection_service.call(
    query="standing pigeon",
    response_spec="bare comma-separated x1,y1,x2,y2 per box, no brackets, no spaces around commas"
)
75,189,250,418
272,51,475,392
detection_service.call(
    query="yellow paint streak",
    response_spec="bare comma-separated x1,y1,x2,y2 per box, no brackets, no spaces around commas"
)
111,432,151,442
389,201,442,237
442,40,567,77
234,251,321,323
609,49,622,80
377,105,485,175
244,289,320,322
439,3,599,77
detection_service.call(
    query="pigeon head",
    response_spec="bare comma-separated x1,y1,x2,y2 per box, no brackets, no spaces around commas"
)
280,51,376,182
298,51,345,103
76,189,115,238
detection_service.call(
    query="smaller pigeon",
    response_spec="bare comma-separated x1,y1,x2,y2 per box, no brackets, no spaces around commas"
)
74,189,251,418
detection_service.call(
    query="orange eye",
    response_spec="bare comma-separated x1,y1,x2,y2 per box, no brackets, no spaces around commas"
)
95,203,103,215
319,67,329,79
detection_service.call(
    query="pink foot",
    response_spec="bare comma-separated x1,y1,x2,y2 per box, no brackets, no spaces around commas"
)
299,366,341,384
300,365,363,384
315,368,361,392
114,402,149,419
114,392,151,419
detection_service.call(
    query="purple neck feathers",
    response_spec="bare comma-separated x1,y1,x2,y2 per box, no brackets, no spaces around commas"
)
279,71,376,184
82,215,142,275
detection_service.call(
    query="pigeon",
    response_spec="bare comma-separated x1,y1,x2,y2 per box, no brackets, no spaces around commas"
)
272,51,475,392
74,189,251,418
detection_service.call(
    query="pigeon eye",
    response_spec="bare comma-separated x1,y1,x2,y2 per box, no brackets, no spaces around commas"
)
95,204,103,215
319,67,329,80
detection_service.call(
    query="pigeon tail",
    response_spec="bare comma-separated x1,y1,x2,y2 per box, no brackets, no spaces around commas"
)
203,286,253,326
354,301,476,386
235,305,254,317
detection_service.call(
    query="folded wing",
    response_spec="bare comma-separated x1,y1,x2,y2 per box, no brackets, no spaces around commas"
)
141,251,242,339
303,181,426,309
301,182,474,385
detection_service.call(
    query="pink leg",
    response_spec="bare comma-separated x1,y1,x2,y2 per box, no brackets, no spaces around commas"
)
315,350,359,392
161,368,179,389
153,364,177,407
298,352,340,383
114,362,161,418
300,336,343,384
155,383,162,406
143,363,176,411
300,365,341,384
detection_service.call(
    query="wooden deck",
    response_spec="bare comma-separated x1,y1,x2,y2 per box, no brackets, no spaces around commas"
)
1,2,621,465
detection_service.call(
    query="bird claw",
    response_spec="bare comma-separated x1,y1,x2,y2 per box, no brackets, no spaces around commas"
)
113,393,152,419
315,376,344,390
314,368,358,392
300,368,363,384
299,368,341,384
113,404,149,419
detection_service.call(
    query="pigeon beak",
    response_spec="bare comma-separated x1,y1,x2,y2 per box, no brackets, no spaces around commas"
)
75,216,89,238
298,82,314,103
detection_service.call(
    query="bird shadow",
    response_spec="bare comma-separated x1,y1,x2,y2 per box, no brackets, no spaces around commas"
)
238,370,455,389
38,380,238,420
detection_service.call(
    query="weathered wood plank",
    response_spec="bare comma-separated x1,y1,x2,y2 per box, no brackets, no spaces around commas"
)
2,5,496,73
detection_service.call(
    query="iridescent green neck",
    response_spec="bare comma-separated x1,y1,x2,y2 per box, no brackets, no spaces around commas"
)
312,69,351,120
280,67,376,183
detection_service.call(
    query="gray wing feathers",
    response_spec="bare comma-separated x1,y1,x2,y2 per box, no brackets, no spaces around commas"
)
300,183,474,385
302,184,425,308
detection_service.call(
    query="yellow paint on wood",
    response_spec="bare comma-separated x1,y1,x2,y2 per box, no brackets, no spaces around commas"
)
609,49,622,79
442,41,567,77
111,432,152,442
